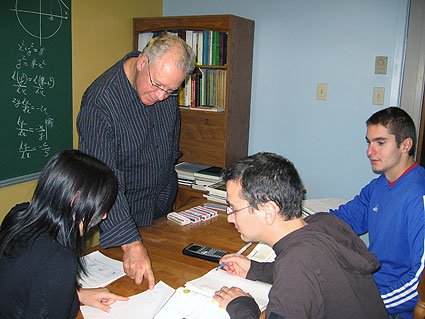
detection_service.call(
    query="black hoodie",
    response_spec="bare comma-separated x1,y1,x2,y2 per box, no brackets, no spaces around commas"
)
226,213,388,319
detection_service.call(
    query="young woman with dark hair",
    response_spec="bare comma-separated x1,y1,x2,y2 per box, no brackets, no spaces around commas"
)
0,150,128,318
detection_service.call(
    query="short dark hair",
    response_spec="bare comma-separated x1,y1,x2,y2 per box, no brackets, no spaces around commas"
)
366,107,416,157
223,152,304,220
0,150,118,273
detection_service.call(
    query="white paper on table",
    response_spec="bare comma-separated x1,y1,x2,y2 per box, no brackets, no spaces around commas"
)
80,281,175,319
154,287,229,319
247,242,276,263
185,268,271,311
78,251,126,288
302,198,347,216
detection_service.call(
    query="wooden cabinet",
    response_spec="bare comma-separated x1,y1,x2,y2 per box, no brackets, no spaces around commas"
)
133,15,254,208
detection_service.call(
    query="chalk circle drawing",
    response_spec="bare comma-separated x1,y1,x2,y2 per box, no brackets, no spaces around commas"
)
11,0,69,45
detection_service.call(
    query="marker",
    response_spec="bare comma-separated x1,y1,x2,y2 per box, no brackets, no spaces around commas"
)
216,242,252,271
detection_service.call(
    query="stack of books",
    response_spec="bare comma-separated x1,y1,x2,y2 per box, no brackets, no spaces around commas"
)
193,166,223,192
175,162,211,187
175,162,223,192
203,180,226,204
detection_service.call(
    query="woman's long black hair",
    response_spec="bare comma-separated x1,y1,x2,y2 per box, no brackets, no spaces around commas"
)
0,150,118,272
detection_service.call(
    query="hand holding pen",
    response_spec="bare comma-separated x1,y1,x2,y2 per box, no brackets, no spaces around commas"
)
216,242,252,271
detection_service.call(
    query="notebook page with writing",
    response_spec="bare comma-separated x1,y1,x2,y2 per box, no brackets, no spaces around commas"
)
78,251,126,288
184,268,271,311
80,281,174,319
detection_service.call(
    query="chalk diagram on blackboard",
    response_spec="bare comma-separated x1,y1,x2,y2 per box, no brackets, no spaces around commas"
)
11,0,69,46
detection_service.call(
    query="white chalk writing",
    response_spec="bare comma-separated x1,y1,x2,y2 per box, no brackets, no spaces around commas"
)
12,40,54,159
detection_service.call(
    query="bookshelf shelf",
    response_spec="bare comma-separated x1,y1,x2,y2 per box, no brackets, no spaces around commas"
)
196,65,227,69
133,15,254,208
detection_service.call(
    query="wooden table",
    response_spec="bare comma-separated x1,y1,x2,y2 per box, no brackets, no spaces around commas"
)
76,199,264,318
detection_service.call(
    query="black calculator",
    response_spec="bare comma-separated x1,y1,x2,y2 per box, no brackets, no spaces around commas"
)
182,243,229,263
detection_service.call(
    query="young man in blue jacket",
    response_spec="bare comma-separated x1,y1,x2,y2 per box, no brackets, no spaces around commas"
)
330,107,425,319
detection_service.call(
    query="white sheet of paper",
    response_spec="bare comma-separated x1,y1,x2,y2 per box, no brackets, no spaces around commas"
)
247,242,276,262
302,198,347,216
80,281,175,319
78,251,126,289
185,268,271,311
154,287,229,319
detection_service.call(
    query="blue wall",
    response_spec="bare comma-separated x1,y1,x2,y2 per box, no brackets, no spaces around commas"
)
163,0,410,200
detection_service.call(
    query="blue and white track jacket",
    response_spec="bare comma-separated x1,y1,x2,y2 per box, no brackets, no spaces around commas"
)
331,165,425,319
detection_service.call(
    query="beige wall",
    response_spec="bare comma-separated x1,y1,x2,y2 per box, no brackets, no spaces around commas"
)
72,0,163,146
0,0,162,228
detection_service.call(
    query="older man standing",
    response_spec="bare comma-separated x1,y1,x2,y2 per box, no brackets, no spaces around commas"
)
77,35,195,288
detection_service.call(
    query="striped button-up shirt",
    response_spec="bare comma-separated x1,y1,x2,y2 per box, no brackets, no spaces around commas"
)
77,52,181,248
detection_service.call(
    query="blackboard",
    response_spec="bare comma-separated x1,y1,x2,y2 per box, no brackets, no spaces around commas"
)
0,0,72,187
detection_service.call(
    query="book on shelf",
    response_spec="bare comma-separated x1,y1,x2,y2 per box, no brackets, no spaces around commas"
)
185,30,193,51
208,30,213,65
194,166,223,181
203,193,227,204
202,30,208,65
179,68,227,109
188,106,225,112
155,268,271,319
206,181,227,198
197,31,203,65
137,32,153,51
192,183,208,191
177,178,195,186
137,29,228,68
175,161,211,178
192,178,218,191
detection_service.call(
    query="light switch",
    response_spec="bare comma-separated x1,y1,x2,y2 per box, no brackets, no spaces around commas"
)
373,87,385,105
375,56,388,74
316,83,328,100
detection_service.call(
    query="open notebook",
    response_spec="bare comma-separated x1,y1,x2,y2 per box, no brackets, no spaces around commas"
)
155,268,271,318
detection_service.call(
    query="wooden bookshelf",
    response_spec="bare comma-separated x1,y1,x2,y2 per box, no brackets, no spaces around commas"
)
133,15,254,207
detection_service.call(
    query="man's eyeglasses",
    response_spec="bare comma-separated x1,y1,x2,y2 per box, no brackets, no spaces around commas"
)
226,205,254,216
146,58,180,96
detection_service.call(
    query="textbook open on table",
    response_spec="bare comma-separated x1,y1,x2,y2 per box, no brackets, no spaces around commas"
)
155,268,271,318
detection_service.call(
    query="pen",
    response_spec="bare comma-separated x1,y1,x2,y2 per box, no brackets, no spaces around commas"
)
216,242,252,271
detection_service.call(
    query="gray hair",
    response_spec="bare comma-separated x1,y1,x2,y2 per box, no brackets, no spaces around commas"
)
142,34,196,75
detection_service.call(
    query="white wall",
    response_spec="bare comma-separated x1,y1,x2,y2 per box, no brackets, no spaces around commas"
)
163,0,410,200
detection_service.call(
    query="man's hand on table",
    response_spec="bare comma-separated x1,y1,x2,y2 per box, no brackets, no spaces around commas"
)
121,240,155,288
214,286,253,309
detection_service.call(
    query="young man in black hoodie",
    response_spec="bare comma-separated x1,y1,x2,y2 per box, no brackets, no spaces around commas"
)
213,152,387,319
